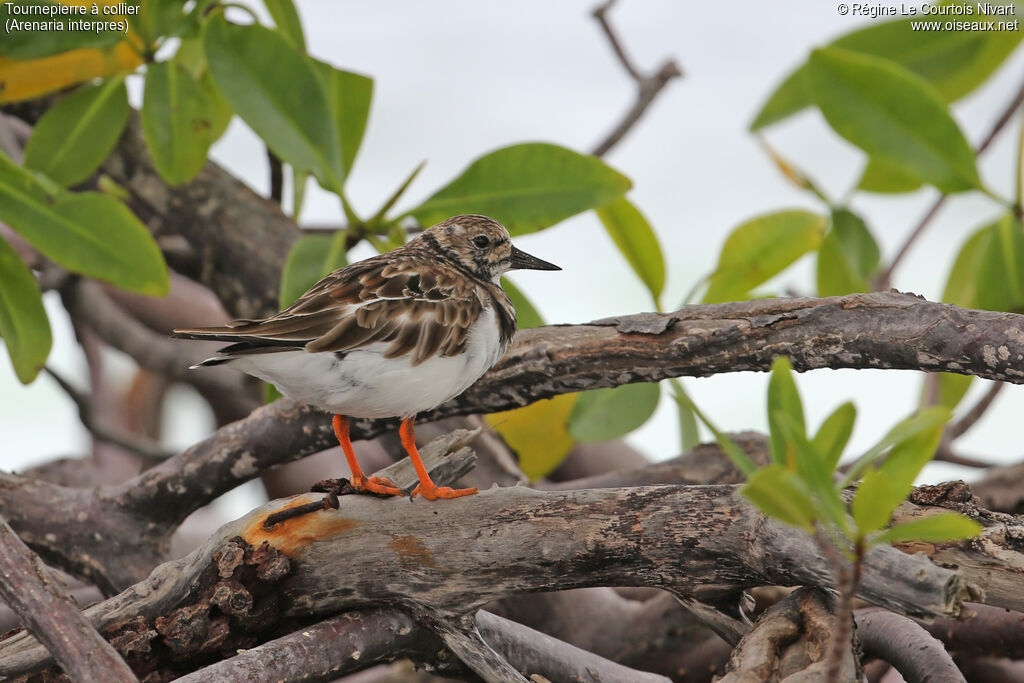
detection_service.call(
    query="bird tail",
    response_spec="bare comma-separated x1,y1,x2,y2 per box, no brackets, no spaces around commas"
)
188,356,233,369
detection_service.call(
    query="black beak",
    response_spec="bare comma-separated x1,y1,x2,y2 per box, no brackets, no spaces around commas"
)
510,245,561,271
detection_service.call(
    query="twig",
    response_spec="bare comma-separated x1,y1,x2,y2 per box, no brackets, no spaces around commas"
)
0,515,136,682
267,147,283,204
43,367,173,461
879,71,1024,287
857,607,966,683
590,0,682,157
932,444,998,469
948,381,1006,440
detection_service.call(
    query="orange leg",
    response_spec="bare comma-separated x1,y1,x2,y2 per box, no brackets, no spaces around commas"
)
333,415,402,496
401,417,478,500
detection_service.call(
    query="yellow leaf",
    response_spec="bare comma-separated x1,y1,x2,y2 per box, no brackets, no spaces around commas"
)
0,42,142,104
486,393,577,480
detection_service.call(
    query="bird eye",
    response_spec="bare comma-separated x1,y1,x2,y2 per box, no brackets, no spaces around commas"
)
472,235,490,249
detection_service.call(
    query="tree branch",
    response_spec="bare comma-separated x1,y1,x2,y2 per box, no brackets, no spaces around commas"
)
62,278,257,423
920,602,1024,660
0,515,136,682
719,588,859,682
947,381,1006,440
856,607,965,683
43,366,172,461
590,0,682,157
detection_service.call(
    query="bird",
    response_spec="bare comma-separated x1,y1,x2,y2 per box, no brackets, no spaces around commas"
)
173,214,560,500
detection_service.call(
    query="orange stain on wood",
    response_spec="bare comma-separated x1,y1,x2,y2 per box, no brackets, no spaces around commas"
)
241,498,361,557
388,534,438,569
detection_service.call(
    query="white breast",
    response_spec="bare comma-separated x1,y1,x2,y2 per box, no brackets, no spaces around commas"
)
227,306,508,419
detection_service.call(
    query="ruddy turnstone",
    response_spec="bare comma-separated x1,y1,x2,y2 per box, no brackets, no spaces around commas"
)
173,214,560,500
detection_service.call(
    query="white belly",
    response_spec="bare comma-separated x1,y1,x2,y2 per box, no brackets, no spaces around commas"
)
227,307,506,418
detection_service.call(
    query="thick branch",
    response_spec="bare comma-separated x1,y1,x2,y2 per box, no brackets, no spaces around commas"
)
856,607,965,683
0,516,136,682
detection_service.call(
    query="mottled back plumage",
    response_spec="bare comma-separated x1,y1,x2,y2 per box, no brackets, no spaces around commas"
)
174,215,522,365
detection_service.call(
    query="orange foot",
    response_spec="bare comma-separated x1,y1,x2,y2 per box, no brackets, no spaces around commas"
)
412,482,479,500
350,475,403,497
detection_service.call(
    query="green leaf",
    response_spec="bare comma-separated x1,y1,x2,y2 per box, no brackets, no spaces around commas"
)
0,152,168,296
309,59,373,183
263,0,305,50
816,208,880,296
0,1,124,59
921,374,974,411
773,411,849,534
568,383,660,443
852,468,897,534
839,406,951,489
742,464,818,532
975,214,1024,312
857,156,924,194
669,378,700,452
703,210,826,303
872,512,982,545
943,221,998,308
767,357,805,466
199,70,233,143
278,232,347,308
23,77,129,187
142,61,212,186
501,277,545,330
0,233,51,383
410,143,631,236
807,47,982,194
595,197,666,302
812,401,856,471
751,9,1024,130
203,16,343,191
750,68,807,131
877,420,945,508
139,0,190,43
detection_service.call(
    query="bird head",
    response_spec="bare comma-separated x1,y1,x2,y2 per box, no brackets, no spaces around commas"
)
420,214,561,283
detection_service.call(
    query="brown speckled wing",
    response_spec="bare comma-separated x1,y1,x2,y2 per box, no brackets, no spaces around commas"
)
173,250,488,366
